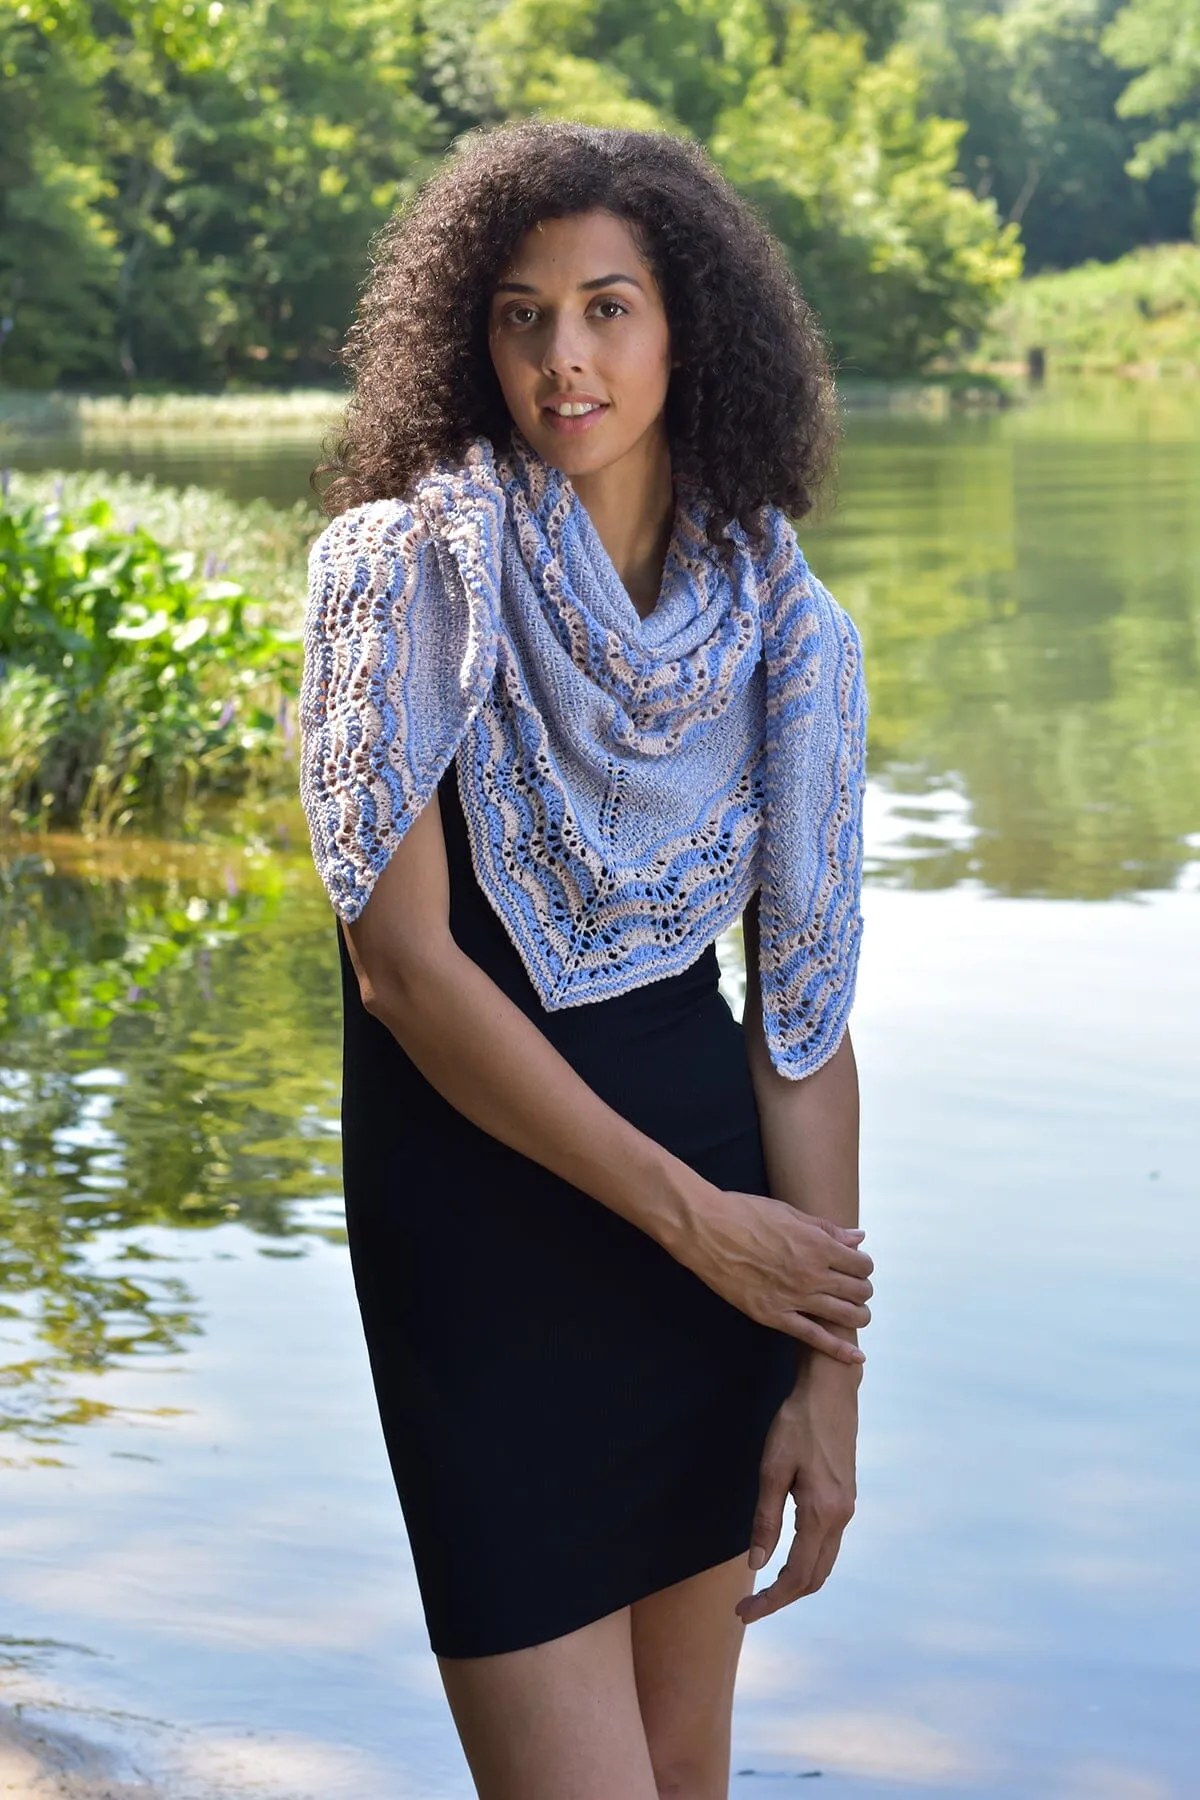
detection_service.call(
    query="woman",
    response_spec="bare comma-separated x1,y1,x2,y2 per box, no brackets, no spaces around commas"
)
299,121,872,1800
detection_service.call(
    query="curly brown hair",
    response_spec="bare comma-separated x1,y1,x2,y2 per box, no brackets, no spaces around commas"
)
319,121,838,542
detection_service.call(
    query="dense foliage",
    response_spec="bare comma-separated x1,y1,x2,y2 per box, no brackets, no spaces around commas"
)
3,463,317,616
1104,0,1200,233
907,0,1194,274
0,0,1021,382
985,243,1200,370
0,487,299,826
1,0,1197,383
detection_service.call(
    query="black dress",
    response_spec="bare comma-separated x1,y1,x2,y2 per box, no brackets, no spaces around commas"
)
339,757,798,1659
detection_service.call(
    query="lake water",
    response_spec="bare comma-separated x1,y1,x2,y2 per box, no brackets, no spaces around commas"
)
1,388,1198,1799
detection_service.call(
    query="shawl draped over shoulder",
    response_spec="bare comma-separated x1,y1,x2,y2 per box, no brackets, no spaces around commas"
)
299,438,867,1079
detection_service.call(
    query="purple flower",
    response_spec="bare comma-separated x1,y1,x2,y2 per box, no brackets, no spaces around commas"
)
126,984,144,1003
223,866,239,898
217,699,235,729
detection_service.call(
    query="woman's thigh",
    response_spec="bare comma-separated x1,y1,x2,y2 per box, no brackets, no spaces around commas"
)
437,1605,660,1800
631,1553,751,1800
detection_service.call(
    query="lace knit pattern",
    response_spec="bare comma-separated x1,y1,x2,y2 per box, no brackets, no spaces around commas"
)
299,438,866,1078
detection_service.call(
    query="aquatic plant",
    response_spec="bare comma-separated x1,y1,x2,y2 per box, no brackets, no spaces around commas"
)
4,469,314,625
0,667,65,824
0,494,301,829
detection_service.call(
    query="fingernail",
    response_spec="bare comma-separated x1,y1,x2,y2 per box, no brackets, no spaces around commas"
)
749,1545,766,1570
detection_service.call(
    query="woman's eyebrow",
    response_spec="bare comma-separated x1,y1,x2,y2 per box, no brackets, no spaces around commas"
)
493,272,644,295
578,273,643,292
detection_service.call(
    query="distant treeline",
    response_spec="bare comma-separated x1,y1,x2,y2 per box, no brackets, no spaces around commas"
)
1,0,1196,385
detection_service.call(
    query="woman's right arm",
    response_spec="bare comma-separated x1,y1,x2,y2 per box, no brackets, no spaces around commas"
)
342,786,871,1364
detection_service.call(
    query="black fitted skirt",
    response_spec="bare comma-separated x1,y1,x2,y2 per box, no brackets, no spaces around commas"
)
339,759,797,1658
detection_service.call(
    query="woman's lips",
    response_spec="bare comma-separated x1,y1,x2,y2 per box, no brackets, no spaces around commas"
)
540,402,610,436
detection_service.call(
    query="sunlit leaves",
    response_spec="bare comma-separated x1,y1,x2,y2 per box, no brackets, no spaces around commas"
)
0,494,299,826
1104,0,1200,229
486,0,1020,369
905,0,1196,273
1,0,1028,380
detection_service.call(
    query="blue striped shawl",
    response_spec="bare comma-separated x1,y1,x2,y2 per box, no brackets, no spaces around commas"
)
299,437,866,1078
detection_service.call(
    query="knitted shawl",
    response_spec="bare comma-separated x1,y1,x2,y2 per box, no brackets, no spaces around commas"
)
299,437,866,1079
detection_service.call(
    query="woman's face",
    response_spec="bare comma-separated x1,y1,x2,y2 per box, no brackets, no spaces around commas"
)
487,209,672,482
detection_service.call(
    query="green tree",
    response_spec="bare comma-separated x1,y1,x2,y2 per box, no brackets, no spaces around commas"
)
0,0,453,385
90,0,447,384
1104,0,1200,234
488,0,1020,371
712,15,1021,371
810,0,909,57
906,0,1194,273
0,1,118,384
1,0,1023,382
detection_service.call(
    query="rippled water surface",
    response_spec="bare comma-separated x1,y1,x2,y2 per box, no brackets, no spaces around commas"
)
1,387,1197,1798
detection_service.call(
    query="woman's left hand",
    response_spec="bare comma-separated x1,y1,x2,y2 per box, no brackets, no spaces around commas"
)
736,1354,860,1624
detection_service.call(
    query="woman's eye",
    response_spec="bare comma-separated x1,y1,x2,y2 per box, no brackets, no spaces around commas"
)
593,299,628,320
502,305,539,327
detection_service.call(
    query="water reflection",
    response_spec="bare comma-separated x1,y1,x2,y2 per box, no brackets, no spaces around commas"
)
2,434,322,513
0,829,340,1442
807,401,1200,896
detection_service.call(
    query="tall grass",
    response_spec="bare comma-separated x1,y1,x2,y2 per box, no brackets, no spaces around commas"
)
986,244,1200,375
0,389,345,438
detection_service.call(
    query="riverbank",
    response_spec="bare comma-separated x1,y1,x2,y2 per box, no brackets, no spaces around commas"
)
985,242,1200,377
0,1699,163,1800
0,390,345,440
1,377,1014,442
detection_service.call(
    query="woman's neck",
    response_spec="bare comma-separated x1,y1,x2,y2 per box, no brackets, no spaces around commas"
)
572,429,675,620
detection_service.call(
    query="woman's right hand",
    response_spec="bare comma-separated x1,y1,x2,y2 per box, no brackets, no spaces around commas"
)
679,1187,873,1363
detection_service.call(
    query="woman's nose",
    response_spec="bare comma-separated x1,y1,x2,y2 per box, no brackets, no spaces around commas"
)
541,316,588,378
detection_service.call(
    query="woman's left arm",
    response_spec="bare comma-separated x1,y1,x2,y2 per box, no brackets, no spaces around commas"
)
736,897,866,1624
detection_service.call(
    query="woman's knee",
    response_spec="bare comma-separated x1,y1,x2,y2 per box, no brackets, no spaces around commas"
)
648,1741,728,1800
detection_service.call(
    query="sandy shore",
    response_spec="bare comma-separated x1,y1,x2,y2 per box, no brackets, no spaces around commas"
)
0,1704,163,1799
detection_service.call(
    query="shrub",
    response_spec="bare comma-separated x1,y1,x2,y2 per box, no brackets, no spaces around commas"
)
0,492,301,829
985,243,1200,373
3,469,315,626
